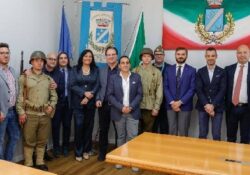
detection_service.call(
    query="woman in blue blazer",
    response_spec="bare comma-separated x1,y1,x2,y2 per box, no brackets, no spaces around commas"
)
70,49,99,161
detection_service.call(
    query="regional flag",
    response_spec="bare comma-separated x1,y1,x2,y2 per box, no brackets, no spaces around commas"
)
163,0,250,50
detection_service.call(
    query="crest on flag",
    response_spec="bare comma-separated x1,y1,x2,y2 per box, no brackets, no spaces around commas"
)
195,0,235,44
88,11,114,62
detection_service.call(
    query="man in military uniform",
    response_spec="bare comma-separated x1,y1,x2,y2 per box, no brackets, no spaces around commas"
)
133,48,163,132
152,45,170,134
16,51,57,171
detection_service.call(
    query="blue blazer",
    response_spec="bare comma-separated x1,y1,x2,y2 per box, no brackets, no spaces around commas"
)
164,64,196,111
225,62,250,109
195,65,226,112
107,72,142,121
70,66,99,109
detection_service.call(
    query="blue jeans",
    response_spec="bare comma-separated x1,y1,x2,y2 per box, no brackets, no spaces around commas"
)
199,111,223,140
0,107,20,161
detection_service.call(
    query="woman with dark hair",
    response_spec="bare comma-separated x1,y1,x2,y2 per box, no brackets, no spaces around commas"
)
71,49,99,161
52,51,73,157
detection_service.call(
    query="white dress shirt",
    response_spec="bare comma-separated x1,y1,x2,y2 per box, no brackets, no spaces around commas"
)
207,65,215,82
176,63,185,77
232,63,248,103
120,72,131,106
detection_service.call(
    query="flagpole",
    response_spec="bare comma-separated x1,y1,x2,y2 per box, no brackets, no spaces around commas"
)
124,12,142,56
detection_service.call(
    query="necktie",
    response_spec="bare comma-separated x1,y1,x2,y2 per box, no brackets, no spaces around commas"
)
232,65,244,106
61,68,67,97
176,65,181,100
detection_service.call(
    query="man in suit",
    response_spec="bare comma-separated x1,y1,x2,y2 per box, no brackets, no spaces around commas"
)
96,46,118,161
0,42,20,161
225,44,250,144
152,45,170,134
108,56,142,170
196,47,226,140
164,47,196,136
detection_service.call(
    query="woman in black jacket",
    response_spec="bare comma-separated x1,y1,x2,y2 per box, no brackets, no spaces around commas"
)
70,49,99,161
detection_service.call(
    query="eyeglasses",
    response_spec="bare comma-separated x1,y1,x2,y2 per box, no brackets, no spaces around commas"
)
48,57,57,61
0,52,10,55
106,53,117,57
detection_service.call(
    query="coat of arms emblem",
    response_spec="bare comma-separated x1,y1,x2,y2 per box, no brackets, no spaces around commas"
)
88,12,114,55
195,0,235,44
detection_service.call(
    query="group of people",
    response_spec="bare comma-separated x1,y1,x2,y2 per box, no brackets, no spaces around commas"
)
0,41,250,172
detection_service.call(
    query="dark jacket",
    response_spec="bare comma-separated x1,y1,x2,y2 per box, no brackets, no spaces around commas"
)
164,64,196,111
195,65,226,112
225,62,250,110
70,66,99,109
107,72,142,121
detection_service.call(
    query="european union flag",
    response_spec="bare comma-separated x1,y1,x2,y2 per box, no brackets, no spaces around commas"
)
59,6,73,59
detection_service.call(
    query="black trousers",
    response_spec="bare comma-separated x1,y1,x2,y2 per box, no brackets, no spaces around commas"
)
98,102,117,159
52,98,72,151
226,104,250,144
152,101,168,134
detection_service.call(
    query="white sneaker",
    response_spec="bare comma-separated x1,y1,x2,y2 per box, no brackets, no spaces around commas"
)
131,167,139,172
83,152,89,160
115,164,123,169
75,156,83,162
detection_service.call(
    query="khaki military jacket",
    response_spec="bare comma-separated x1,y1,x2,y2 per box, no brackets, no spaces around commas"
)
16,71,58,116
133,64,163,110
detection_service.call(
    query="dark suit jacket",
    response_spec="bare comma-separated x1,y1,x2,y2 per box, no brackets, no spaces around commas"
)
195,65,226,112
70,66,99,109
96,64,118,103
107,72,142,121
164,64,196,111
225,62,250,110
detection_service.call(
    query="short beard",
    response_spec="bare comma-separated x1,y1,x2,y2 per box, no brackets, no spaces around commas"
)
176,58,186,64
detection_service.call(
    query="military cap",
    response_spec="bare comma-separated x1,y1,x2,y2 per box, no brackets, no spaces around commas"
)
140,48,154,60
29,51,46,64
154,45,164,55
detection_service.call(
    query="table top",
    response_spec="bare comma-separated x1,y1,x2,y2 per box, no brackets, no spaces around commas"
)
0,160,57,175
106,132,250,175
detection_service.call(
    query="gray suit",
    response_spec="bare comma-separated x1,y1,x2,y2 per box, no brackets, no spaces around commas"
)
96,64,119,160
96,65,109,102
0,66,18,117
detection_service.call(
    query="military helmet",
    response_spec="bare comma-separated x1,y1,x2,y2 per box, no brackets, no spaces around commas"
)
139,48,154,60
29,51,46,64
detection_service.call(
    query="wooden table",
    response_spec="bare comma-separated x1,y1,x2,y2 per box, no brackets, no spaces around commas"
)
106,132,250,175
0,160,57,175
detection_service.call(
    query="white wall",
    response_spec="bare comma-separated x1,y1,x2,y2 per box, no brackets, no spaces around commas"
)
0,0,241,162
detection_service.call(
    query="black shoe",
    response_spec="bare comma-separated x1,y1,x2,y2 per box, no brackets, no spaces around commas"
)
53,149,60,158
36,164,48,171
97,154,105,161
44,151,53,161
63,148,69,157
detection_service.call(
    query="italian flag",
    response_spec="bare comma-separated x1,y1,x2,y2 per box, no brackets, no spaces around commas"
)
163,0,250,50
